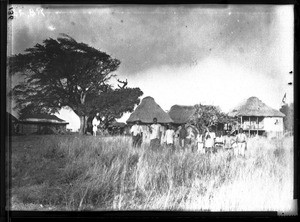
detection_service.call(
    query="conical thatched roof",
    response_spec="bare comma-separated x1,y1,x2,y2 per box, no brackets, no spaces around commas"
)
126,96,173,124
168,105,196,124
228,97,285,117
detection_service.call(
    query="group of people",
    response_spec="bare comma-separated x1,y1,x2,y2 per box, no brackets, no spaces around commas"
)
196,128,247,156
130,118,248,157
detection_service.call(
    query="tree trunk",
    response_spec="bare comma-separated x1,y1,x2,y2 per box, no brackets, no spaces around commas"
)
79,115,88,135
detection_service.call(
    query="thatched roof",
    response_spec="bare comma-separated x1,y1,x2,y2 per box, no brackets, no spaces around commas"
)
228,97,285,117
7,112,19,122
168,105,196,124
20,114,69,124
126,96,173,124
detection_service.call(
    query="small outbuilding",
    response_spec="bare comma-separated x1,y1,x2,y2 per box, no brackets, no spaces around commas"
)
228,97,285,137
18,113,69,135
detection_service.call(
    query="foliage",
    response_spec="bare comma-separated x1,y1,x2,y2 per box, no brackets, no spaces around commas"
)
87,87,143,128
8,34,142,133
280,103,294,132
189,104,236,132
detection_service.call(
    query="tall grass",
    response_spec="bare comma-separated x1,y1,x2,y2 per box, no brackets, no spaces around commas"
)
10,134,294,212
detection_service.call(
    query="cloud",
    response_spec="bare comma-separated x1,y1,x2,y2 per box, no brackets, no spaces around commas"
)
9,5,293,131
10,5,281,76
47,24,56,31
126,57,288,112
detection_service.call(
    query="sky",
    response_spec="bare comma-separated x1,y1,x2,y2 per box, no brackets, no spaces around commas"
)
7,4,294,131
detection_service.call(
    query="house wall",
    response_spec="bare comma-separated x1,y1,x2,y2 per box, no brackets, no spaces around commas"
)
20,123,38,135
241,116,264,130
19,123,67,135
263,117,284,132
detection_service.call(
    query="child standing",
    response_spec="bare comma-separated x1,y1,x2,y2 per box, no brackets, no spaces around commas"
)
236,128,247,157
165,124,175,152
196,132,205,154
214,131,224,152
204,134,214,154
92,113,100,136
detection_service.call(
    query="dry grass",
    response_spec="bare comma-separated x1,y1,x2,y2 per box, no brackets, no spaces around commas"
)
9,134,295,213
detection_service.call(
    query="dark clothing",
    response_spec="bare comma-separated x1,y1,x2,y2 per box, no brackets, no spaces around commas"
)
150,138,160,150
179,127,187,139
132,134,142,147
166,143,175,152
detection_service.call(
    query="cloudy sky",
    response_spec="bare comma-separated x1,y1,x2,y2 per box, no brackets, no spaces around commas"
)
8,4,294,131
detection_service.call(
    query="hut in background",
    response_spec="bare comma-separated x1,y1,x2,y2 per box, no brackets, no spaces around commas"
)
18,113,69,135
126,96,173,143
228,97,285,138
7,112,19,135
168,105,196,126
168,105,200,140
108,121,126,135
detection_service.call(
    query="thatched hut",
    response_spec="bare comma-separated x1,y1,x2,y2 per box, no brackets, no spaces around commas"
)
168,105,196,125
18,114,69,135
167,105,200,141
228,97,285,137
126,96,173,143
127,96,173,124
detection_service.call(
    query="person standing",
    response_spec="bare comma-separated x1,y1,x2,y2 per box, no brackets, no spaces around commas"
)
130,120,143,148
204,134,214,154
223,131,232,150
196,130,205,154
149,118,162,149
165,124,175,152
236,128,247,157
208,127,216,147
178,124,187,150
214,131,224,152
92,113,100,136
186,126,196,151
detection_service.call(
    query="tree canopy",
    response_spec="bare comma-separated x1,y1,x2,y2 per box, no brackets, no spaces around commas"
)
280,103,294,132
87,87,143,128
9,34,143,133
189,104,235,132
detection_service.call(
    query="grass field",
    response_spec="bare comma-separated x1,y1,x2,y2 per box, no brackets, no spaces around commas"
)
8,134,295,212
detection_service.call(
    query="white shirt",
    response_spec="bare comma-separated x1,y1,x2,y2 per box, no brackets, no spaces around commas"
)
205,132,216,140
92,117,100,132
197,134,203,143
130,124,143,136
205,138,214,148
92,117,100,127
210,132,216,140
215,136,224,143
165,129,175,144
236,133,247,143
149,124,162,140
187,128,195,140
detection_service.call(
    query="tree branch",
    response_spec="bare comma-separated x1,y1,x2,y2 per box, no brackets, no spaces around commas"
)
117,79,128,89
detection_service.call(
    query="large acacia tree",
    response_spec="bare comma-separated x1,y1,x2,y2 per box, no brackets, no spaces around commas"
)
9,34,142,134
